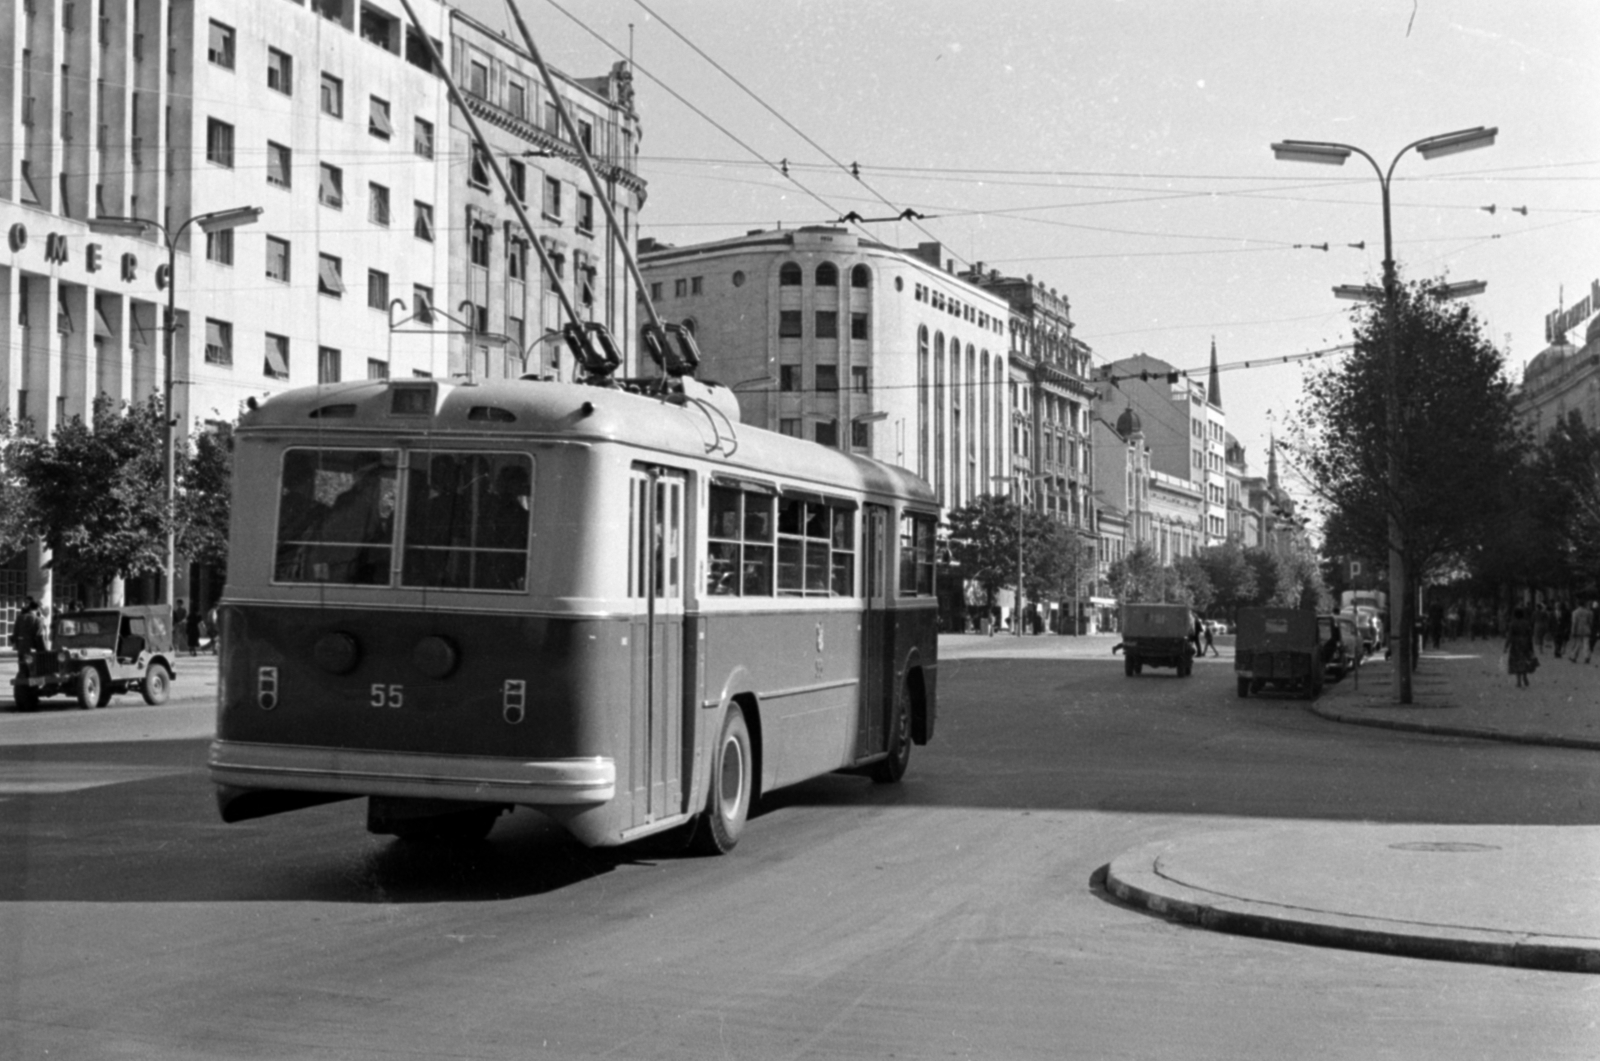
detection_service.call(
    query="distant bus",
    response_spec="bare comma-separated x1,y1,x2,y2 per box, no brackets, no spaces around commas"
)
207,376,939,852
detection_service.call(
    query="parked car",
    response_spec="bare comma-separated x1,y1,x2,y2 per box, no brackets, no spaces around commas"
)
1120,603,1197,677
1319,613,1360,680
1234,606,1326,699
11,605,177,711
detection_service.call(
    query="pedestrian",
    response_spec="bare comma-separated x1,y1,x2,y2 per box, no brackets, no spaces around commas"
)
1569,600,1592,663
1554,602,1572,660
1504,606,1537,688
185,602,203,657
206,606,219,653
1533,602,1550,655
1203,621,1218,657
172,599,189,654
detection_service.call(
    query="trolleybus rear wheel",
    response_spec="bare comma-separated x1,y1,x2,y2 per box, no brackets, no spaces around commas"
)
869,686,912,784
690,705,752,855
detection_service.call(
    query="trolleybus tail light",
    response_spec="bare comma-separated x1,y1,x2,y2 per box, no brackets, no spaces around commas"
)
312,632,361,674
413,636,459,679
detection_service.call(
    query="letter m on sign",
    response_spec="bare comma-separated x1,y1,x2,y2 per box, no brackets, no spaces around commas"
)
44,233,69,264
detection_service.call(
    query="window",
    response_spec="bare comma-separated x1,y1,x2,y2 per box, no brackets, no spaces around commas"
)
815,364,838,392
649,282,662,301
816,262,838,287
507,81,526,118
577,118,593,153
851,312,869,340
467,58,488,98
413,284,433,323
577,192,594,233
414,117,433,158
779,365,799,392
368,182,389,225
367,268,388,310
207,20,234,68
779,262,802,286
814,419,838,447
468,144,489,187
265,236,290,281
273,448,398,585
317,253,344,297
706,484,776,597
313,0,345,24
368,96,391,139
777,496,854,596
393,452,534,592
543,177,561,219
205,118,233,166
267,48,292,94
674,278,687,298
359,3,398,52
469,223,490,267
318,163,343,208
320,72,342,117
265,333,290,380
508,159,526,202
779,418,800,437
267,141,291,187
851,264,871,288
852,365,869,393
205,227,233,265
507,240,527,280
851,420,871,449
367,358,389,380
815,311,838,339
204,318,232,364
413,201,434,240
691,276,703,295
899,512,936,597
405,25,439,73
318,345,341,384
779,310,802,338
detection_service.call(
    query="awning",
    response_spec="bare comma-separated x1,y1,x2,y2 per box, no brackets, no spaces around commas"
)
205,318,225,348
318,255,345,295
94,307,114,339
318,165,342,207
56,299,73,334
369,102,392,138
264,337,290,378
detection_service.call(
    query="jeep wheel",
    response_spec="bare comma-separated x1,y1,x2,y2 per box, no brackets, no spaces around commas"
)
77,666,111,710
141,662,172,706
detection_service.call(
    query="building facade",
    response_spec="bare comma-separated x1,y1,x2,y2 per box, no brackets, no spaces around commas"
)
0,0,640,626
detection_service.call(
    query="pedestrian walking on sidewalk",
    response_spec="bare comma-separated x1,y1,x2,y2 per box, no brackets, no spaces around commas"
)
172,600,190,654
1505,607,1536,688
1533,602,1550,654
1568,601,1592,663
1554,602,1572,659
1203,622,1219,657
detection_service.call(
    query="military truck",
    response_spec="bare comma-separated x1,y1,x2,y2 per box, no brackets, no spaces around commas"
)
1234,606,1325,699
11,605,177,711
1120,603,1197,677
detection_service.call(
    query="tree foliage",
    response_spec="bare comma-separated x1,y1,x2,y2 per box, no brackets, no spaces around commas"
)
0,412,34,564
177,422,234,574
946,493,1021,613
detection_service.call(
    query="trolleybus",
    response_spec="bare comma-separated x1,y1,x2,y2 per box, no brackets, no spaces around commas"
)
207,375,939,851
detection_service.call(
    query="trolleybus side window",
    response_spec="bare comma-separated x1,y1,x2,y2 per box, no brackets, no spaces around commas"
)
706,481,776,596
630,469,684,599
275,448,399,585
402,452,532,591
898,512,936,597
777,493,856,597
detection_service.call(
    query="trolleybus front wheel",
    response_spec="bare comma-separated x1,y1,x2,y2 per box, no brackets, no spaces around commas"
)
690,705,752,855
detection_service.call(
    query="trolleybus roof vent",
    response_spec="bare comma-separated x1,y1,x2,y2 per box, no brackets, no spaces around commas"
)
467,405,516,423
309,403,357,419
389,381,441,417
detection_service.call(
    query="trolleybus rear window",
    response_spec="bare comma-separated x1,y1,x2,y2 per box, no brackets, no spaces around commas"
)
273,447,531,591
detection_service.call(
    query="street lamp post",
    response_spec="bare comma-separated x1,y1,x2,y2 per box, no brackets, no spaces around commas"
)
1272,127,1495,704
89,206,262,606
992,472,1049,636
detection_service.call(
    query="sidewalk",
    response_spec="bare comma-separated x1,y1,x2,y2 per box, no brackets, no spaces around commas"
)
1099,638,1600,973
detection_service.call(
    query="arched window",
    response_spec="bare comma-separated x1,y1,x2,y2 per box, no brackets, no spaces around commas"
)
815,262,838,287
950,337,962,506
779,262,802,286
980,350,991,490
850,264,870,288
967,344,977,504
917,326,930,481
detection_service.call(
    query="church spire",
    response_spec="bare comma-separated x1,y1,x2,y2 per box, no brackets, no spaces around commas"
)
1207,336,1222,408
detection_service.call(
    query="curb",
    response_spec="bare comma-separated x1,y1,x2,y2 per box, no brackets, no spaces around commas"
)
1307,701,1600,752
1099,843,1600,974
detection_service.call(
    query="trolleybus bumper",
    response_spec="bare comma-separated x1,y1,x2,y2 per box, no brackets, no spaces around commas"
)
208,740,616,822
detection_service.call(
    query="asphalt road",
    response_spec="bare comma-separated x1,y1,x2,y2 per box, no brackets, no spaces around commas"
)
2,653,1596,1060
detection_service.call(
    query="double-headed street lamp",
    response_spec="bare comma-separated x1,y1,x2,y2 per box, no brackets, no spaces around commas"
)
89,206,263,606
1271,126,1495,704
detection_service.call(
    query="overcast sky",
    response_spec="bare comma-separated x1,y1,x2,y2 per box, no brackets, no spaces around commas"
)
465,0,1600,493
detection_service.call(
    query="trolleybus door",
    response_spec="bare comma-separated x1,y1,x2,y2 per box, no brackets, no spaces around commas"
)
627,466,686,825
858,504,891,755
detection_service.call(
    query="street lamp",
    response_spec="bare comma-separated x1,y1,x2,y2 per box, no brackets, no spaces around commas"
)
1271,126,1495,704
89,206,263,607
991,471,1050,636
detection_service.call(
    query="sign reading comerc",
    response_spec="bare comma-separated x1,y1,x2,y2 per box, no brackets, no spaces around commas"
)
1546,278,1600,343
7,222,171,289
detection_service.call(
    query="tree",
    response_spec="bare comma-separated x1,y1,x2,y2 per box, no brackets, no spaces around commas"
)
0,412,36,564
177,421,234,575
1193,541,1257,617
1290,274,1523,700
10,395,173,596
946,493,1021,620
1108,544,1171,604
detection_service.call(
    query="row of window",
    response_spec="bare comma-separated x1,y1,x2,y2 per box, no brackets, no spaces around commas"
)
913,282,1004,336
778,310,870,341
779,262,871,289
776,417,872,450
648,275,703,301
202,319,426,385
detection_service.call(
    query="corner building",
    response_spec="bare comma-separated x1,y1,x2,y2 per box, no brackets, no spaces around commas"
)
0,0,641,623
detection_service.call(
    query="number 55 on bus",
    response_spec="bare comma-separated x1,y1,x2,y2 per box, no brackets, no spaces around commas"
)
207,375,939,853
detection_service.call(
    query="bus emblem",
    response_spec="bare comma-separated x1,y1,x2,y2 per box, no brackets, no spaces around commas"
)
503,679,526,724
258,666,279,711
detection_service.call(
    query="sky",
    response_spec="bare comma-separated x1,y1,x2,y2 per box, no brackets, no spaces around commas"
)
463,0,1600,499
